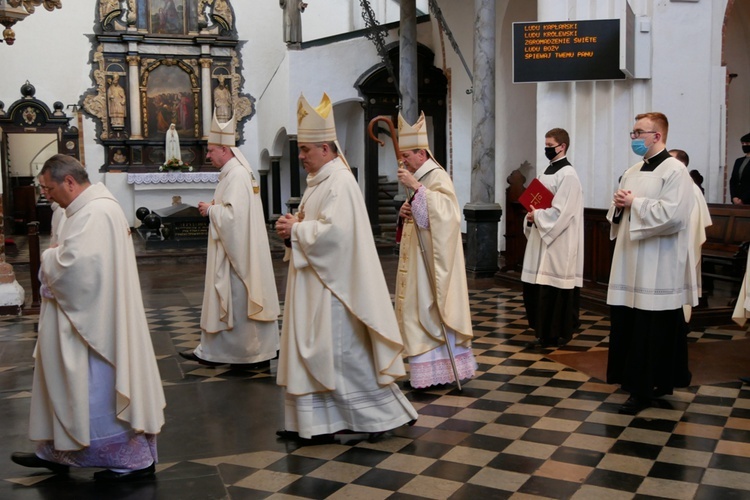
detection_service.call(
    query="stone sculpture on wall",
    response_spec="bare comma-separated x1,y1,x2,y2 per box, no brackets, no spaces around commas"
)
107,74,127,128
213,75,232,122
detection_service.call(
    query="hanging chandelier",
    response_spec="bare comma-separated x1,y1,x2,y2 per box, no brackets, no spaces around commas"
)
0,0,62,45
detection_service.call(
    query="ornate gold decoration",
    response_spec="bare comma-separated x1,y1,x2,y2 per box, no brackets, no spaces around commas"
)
8,0,61,14
1,0,62,45
297,100,308,125
139,58,201,139
21,106,36,125
83,46,111,139
99,0,135,30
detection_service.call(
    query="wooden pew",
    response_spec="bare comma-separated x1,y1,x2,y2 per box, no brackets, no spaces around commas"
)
701,203,750,292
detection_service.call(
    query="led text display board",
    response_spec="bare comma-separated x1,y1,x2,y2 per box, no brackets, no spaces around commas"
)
513,19,625,83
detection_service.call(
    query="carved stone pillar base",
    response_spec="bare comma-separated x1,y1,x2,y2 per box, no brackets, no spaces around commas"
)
463,202,503,278
285,197,302,215
0,263,24,315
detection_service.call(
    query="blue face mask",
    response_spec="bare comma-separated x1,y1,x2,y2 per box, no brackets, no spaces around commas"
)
631,139,648,156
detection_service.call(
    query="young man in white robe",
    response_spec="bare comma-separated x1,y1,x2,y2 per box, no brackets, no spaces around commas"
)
12,154,166,482
394,112,477,389
275,93,417,441
179,113,280,368
522,128,584,349
606,112,698,415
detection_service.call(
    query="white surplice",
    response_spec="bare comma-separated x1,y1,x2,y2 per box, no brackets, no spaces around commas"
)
606,157,698,311
522,161,584,289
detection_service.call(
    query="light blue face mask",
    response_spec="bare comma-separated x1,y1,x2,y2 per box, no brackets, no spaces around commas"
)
631,139,648,156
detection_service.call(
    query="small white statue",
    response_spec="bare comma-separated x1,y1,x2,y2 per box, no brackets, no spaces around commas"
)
165,123,181,162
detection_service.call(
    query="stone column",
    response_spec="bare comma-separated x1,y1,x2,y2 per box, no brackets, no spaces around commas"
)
270,156,282,218
259,169,270,222
286,136,301,213
464,0,502,278
127,55,142,139
396,0,418,205
200,58,213,139
400,0,418,123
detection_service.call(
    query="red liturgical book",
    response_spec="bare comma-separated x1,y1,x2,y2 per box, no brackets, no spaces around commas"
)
518,178,554,212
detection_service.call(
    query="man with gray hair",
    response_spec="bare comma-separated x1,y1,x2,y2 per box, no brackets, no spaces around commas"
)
11,154,165,482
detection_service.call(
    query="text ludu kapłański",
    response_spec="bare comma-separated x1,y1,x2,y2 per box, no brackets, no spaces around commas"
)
524,22,596,59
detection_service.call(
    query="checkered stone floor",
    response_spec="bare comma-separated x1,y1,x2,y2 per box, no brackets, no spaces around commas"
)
2,287,750,499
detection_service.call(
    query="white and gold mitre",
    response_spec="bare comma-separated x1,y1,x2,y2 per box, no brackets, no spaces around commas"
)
208,112,236,147
297,93,337,143
398,111,430,151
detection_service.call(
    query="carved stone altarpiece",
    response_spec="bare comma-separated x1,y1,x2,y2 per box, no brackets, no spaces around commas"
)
83,0,254,172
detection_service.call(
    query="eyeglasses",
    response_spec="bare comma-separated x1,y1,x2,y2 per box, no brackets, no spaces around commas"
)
630,130,657,139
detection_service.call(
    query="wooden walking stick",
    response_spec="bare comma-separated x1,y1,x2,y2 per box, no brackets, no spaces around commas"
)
368,115,462,391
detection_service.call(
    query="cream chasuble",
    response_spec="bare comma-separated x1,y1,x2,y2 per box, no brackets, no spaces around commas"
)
521,163,584,289
201,158,280,333
606,157,698,311
395,159,473,357
277,157,407,396
30,183,165,451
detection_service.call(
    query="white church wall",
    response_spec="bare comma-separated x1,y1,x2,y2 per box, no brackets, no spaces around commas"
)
724,0,750,203
534,0,728,209
301,0,428,42
232,1,286,170
0,4,104,181
427,0,477,234
0,1,739,231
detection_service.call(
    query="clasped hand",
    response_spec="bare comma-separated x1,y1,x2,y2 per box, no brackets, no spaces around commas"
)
275,213,298,239
613,189,634,208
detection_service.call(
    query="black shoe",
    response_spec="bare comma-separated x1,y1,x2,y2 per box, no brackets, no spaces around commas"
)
556,337,570,347
653,387,672,398
525,339,551,349
276,429,299,439
231,360,271,370
11,452,69,474
619,395,651,415
93,463,155,483
178,351,224,367
739,376,750,385
276,429,335,444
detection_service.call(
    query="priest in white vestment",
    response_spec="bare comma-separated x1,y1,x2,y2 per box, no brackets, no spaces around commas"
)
668,149,712,322
522,128,584,349
180,112,280,367
275,93,417,440
394,112,476,389
12,154,166,482
606,113,697,415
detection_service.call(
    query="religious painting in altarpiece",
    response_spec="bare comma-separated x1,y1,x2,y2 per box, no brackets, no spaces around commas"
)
83,0,253,173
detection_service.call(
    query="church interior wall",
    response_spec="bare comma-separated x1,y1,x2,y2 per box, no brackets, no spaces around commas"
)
725,0,750,202
425,0,477,235
650,0,720,202
301,0,427,43
233,1,286,169
0,0,743,231
530,0,730,210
